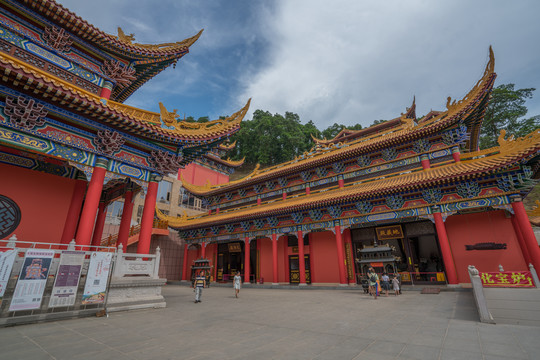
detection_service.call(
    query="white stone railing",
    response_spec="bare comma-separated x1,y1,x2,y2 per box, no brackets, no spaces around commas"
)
112,244,161,279
468,265,495,324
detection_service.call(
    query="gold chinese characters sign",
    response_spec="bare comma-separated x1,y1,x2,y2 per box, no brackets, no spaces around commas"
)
376,225,403,241
480,271,535,288
228,243,242,253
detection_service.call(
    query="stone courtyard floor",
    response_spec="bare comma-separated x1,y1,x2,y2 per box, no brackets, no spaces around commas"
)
1,285,539,360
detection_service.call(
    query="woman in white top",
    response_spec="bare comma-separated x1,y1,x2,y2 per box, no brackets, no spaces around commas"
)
233,271,242,298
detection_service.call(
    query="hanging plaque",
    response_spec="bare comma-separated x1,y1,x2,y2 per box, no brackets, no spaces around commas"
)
376,225,403,241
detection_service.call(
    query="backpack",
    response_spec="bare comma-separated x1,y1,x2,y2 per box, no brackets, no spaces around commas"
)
369,274,377,282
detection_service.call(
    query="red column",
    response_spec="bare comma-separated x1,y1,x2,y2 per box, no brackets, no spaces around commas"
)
257,196,262,205
91,202,107,247
420,154,431,170
99,80,113,100
60,178,87,244
282,192,287,200
76,158,108,246
201,241,206,258
433,211,458,284
137,175,161,254
182,243,189,281
272,231,278,284
297,228,306,285
117,190,134,249
334,223,347,285
343,228,356,284
244,236,250,283
452,146,461,163
306,186,310,195
338,175,344,189
511,215,531,265
511,197,540,271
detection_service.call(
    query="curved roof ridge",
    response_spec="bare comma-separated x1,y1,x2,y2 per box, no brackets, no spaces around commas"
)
167,129,540,229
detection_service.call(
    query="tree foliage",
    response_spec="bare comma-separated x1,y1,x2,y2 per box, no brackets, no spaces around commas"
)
479,84,539,149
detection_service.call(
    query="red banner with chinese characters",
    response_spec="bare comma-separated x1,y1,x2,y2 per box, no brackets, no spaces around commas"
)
480,271,535,288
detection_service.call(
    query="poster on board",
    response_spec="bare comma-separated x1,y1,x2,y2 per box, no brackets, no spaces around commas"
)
9,249,54,311
82,252,112,305
49,251,85,308
0,249,17,305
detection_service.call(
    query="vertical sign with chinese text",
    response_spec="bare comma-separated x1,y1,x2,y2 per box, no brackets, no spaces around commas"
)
82,252,112,304
0,249,16,305
49,251,85,308
9,249,54,311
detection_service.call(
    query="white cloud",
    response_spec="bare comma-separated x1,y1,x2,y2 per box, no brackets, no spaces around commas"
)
236,0,540,129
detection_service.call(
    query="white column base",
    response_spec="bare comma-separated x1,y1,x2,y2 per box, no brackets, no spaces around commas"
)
299,283,308,286
339,283,349,287
272,283,279,285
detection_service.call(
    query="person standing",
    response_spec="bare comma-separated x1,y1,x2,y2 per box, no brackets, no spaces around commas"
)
194,270,206,303
392,274,400,296
367,267,378,299
381,273,390,297
233,271,242,298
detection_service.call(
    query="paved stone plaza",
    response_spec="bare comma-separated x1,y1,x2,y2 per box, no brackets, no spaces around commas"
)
1,286,539,360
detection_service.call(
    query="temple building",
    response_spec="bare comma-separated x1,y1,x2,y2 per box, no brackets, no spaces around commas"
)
163,47,540,286
0,0,249,256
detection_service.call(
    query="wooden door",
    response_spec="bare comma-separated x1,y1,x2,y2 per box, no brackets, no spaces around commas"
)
289,255,311,284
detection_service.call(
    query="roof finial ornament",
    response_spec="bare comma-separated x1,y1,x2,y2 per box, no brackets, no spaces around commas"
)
159,102,180,127
117,27,135,44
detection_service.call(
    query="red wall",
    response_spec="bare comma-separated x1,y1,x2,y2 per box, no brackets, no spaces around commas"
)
258,238,273,282
179,163,229,186
445,210,527,283
309,231,340,284
0,163,76,244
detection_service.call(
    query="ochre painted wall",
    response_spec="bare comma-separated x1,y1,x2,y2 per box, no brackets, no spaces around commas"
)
0,163,76,244
445,210,527,283
309,231,340,284
179,163,229,186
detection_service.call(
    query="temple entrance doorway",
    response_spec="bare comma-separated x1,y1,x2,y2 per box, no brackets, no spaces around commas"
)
216,241,244,282
351,220,447,285
289,255,311,284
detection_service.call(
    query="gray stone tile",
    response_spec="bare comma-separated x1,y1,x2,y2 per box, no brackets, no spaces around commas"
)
443,336,482,353
440,348,483,360
481,340,529,359
364,340,406,357
398,344,441,359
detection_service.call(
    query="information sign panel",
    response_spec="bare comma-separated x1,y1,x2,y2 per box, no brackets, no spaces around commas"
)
0,249,16,305
9,249,54,311
82,252,112,304
49,251,85,308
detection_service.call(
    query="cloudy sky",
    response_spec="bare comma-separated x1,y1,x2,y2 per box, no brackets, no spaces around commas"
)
60,0,540,130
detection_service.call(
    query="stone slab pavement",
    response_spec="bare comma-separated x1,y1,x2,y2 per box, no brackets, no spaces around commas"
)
1,285,539,360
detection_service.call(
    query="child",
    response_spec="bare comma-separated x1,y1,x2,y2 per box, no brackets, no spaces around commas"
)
233,271,242,298
194,270,206,303
392,274,400,296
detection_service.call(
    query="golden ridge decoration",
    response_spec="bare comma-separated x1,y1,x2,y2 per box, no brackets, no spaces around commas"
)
526,200,540,217
158,102,180,127
156,207,190,226
116,28,203,51
498,128,540,155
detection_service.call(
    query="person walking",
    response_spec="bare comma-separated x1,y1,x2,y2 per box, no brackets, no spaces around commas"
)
381,272,390,297
194,270,206,303
233,271,242,298
392,274,400,296
367,267,378,299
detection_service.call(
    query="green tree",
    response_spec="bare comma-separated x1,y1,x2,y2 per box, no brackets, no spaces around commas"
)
480,84,539,149
322,123,345,139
